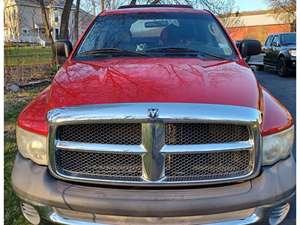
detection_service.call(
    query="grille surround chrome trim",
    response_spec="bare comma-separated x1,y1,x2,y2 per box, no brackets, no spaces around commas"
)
48,103,262,186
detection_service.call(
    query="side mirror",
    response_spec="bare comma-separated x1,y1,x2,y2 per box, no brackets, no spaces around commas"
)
55,40,73,64
239,39,261,58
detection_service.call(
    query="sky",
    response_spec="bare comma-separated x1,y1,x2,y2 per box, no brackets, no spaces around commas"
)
235,0,269,12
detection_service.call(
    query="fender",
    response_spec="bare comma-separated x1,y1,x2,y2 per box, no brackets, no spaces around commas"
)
260,87,293,136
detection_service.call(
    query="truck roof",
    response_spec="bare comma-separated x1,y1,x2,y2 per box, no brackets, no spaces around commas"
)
118,4,193,9
101,4,210,16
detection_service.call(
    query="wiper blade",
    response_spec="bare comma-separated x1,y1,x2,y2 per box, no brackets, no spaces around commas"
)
80,48,229,60
145,47,229,60
80,48,147,56
197,51,229,60
145,47,199,53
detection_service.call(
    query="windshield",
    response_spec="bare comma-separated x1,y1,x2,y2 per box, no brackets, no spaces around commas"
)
281,33,296,45
76,12,237,60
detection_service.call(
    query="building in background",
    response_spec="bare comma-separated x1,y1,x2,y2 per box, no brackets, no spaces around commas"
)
221,9,295,43
4,0,94,44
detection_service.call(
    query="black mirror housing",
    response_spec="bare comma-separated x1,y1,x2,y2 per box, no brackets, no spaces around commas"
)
55,40,73,64
239,39,261,58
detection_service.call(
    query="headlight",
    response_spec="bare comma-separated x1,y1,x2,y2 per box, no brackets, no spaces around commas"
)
289,50,296,57
262,126,294,166
16,126,48,165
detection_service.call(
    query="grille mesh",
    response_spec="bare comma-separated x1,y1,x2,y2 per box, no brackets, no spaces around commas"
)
55,149,142,180
165,123,249,145
165,151,252,181
54,122,254,184
58,123,141,145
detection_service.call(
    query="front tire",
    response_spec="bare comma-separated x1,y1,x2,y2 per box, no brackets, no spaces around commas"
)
277,57,288,77
256,65,264,71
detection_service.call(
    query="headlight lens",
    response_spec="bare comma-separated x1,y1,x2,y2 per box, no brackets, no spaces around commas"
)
16,126,48,165
262,126,294,166
289,50,296,57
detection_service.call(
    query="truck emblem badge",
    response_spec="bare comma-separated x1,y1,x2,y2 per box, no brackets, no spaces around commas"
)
148,108,159,119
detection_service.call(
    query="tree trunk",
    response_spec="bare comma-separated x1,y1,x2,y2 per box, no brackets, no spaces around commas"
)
38,0,56,64
100,0,105,12
291,19,296,32
75,0,80,41
59,0,73,40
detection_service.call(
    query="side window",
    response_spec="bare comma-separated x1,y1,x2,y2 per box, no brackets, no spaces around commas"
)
265,35,273,46
272,35,279,46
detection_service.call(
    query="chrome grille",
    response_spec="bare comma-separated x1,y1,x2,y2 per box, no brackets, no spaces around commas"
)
165,151,251,181
58,123,141,145
165,123,249,145
55,149,142,181
48,103,261,186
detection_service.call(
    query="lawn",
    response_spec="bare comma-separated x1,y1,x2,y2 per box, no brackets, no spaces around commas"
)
5,46,52,66
4,85,48,225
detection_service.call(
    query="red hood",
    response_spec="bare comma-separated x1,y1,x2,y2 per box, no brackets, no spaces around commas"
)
48,58,260,110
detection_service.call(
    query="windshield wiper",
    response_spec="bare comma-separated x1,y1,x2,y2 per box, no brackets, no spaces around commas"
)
197,51,229,60
80,47,229,60
145,47,199,53
145,47,229,60
80,48,148,56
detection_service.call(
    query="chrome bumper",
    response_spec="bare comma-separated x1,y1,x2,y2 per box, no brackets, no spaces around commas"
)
19,193,294,225
12,154,295,225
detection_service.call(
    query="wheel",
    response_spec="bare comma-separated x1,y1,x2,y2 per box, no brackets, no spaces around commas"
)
256,65,264,71
277,57,288,77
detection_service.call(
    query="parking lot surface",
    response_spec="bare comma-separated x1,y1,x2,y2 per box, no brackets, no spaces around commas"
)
254,69,296,225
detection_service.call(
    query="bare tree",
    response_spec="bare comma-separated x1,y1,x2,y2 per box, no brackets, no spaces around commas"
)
37,0,56,62
217,0,243,28
75,0,81,41
267,0,296,31
60,0,74,39
101,0,105,11
127,0,238,16
4,3,19,42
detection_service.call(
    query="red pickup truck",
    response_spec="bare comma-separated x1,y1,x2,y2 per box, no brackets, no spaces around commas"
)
12,4,295,225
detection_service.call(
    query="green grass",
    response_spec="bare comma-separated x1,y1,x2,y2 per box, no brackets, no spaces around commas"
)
4,86,48,225
5,46,52,66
